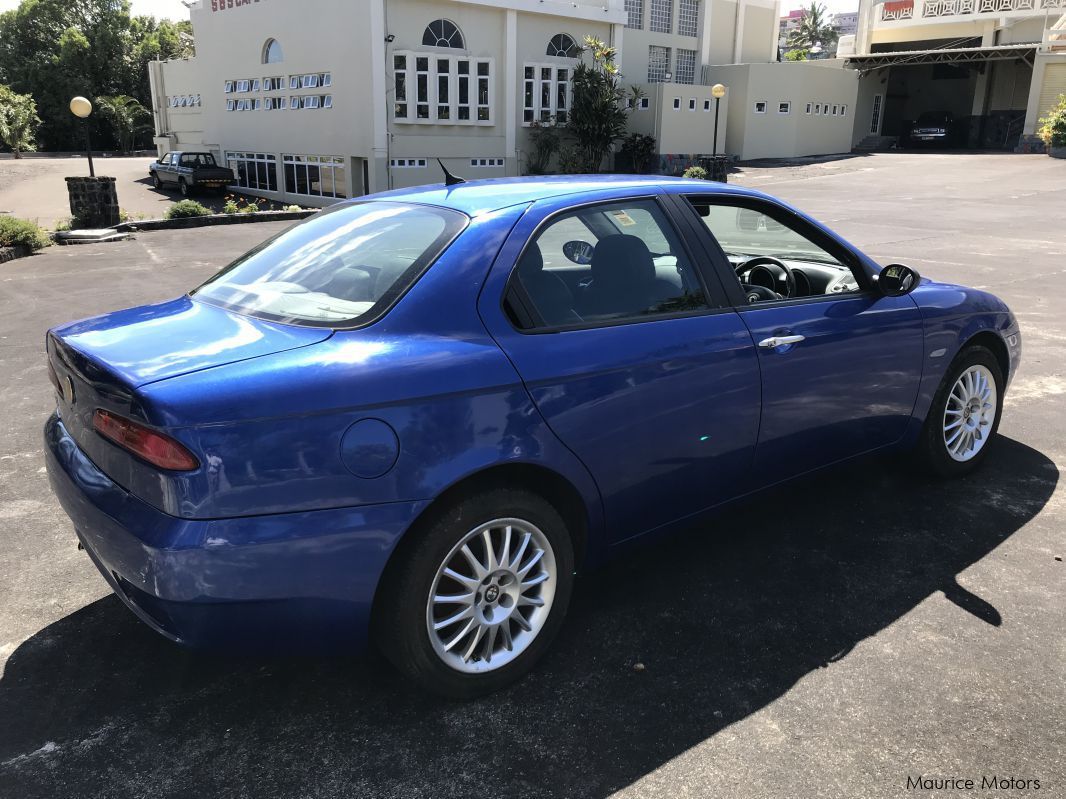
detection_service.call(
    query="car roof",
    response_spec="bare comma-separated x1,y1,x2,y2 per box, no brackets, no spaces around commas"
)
360,175,769,217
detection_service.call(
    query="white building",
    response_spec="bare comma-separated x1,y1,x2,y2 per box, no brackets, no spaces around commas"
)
842,0,1066,150
149,0,860,204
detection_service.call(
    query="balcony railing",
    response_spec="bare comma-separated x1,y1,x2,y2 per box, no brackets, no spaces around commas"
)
881,0,1066,21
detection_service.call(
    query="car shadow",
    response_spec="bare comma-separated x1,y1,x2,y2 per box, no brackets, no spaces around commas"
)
0,436,1056,797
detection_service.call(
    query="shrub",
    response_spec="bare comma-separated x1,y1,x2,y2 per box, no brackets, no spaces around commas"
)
283,204,303,212
0,216,50,250
525,120,561,175
53,218,72,232
164,200,212,219
1037,94,1066,149
683,165,709,180
556,145,584,175
222,198,240,215
619,133,657,174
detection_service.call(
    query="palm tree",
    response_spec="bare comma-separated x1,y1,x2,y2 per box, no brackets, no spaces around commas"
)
785,3,839,57
94,95,153,154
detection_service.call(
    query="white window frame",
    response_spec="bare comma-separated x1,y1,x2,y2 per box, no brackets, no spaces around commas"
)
236,79,251,93
282,154,347,199
252,79,261,91
778,101,791,114
469,158,505,167
522,61,573,125
393,51,495,126
672,97,681,110
754,101,767,114
841,104,848,117
289,75,300,90
805,102,812,114
225,151,278,192
224,81,234,93
226,99,234,111
638,97,650,110
390,158,428,168
815,103,822,115
832,104,839,116
703,99,711,111
870,94,882,133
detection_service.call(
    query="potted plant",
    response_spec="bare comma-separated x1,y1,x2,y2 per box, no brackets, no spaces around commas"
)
1037,94,1066,159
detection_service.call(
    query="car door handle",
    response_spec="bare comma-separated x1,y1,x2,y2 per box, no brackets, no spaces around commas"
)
758,335,805,349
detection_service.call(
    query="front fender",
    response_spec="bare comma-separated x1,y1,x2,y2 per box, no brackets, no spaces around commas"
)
902,280,1019,444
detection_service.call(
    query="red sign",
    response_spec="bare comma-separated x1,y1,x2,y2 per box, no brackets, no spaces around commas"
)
883,0,914,11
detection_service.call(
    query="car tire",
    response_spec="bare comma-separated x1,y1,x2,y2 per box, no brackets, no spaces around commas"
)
152,173,163,190
179,179,190,197
916,344,1004,478
375,487,575,698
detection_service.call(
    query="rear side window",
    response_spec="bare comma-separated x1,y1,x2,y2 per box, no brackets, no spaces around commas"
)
509,199,709,330
193,201,467,327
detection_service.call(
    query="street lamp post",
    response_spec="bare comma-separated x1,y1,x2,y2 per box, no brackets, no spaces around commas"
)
711,83,727,157
69,96,95,177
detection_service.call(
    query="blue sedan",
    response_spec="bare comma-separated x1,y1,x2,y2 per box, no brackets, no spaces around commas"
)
44,176,1020,696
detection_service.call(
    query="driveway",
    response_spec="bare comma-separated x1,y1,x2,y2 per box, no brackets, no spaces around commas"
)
0,156,241,228
0,153,1063,798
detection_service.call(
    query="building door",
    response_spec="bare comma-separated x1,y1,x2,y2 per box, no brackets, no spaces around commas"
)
870,93,884,134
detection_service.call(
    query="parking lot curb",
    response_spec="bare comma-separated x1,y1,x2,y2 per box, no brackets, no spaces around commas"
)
0,244,33,264
114,209,316,233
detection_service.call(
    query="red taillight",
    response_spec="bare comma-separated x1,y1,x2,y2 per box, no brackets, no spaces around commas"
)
92,409,200,471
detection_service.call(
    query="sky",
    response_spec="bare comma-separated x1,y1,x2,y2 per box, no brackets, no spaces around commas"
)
0,0,190,19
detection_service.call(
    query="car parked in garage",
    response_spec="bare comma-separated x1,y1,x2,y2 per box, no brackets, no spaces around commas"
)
44,175,1020,697
906,111,959,147
149,151,234,196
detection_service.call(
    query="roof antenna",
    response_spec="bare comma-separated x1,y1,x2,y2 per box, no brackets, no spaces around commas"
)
437,158,466,186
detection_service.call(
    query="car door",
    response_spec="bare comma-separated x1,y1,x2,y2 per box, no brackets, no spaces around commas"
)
676,193,924,487
477,193,761,545
161,152,178,183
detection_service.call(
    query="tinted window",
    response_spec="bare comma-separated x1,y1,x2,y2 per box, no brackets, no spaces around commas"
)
194,201,467,327
511,199,709,329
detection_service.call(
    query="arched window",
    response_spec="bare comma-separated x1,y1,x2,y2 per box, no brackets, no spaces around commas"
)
422,19,465,49
546,33,579,58
263,38,283,63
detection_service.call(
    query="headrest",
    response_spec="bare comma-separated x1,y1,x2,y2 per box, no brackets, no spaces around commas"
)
590,235,655,284
517,243,544,276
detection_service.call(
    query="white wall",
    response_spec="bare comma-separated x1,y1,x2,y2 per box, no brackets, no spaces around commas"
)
711,62,857,159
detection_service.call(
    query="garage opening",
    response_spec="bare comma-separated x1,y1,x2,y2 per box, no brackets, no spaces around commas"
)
848,39,1036,150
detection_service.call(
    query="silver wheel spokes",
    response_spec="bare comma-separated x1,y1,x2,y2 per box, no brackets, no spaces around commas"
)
427,518,557,674
943,364,997,462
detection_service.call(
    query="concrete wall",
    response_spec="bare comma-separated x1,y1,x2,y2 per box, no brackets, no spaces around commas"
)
628,82,729,155
711,62,857,159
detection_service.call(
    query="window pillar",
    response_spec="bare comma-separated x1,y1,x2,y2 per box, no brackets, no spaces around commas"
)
505,9,517,163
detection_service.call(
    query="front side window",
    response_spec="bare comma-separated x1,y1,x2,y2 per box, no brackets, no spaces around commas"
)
687,199,862,304
195,202,467,327
509,199,709,329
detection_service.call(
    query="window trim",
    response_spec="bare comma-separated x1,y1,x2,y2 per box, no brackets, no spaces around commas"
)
501,194,730,336
673,193,876,310
394,51,495,126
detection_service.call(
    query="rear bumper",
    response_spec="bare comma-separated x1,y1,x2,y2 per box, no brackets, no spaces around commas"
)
44,413,426,652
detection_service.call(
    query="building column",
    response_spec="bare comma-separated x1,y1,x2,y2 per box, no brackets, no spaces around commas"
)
699,0,715,71
733,0,747,65
505,9,517,172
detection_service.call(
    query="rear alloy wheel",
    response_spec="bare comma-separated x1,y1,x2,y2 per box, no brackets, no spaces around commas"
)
376,488,574,698
918,345,1004,477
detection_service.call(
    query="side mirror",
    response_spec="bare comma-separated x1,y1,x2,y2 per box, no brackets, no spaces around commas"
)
562,240,594,265
877,263,920,297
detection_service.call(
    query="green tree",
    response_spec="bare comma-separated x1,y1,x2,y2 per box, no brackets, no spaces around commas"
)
783,48,810,61
0,84,42,157
566,36,632,173
0,1,192,151
95,94,151,152
785,3,839,57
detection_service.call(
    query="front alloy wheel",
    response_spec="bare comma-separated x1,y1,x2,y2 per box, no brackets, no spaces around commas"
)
426,518,557,673
943,364,997,462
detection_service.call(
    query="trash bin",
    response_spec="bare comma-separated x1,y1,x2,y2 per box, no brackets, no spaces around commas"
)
697,155,729,183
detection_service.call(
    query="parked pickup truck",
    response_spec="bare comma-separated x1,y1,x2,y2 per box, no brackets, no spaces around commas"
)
149,151,234,196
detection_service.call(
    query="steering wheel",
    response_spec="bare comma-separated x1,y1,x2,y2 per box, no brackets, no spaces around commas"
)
735,256,796,302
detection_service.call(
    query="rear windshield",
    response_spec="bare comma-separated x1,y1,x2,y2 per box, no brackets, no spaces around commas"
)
193,201,467,327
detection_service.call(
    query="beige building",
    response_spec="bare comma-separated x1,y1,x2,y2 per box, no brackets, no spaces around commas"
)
839,0,1066,150
150,0,861,205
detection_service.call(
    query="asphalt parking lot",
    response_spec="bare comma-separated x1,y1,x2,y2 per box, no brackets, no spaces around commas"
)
1,152,1063,798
